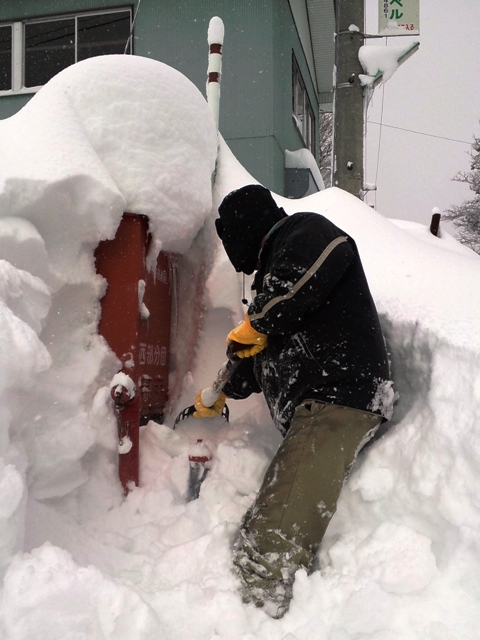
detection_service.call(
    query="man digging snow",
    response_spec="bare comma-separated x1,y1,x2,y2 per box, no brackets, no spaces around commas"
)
193,184,395,618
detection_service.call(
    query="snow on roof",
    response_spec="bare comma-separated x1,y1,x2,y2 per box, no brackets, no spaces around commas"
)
285,148,325,190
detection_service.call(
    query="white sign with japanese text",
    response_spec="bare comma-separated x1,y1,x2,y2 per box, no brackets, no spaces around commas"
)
379,0,420,35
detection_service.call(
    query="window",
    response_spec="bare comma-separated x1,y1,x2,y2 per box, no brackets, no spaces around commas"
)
0,8,132,94
292,53,316,156
0,25,12,91
24,19,76,88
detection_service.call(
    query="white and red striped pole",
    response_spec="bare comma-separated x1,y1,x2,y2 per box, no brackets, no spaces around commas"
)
207,16,224,130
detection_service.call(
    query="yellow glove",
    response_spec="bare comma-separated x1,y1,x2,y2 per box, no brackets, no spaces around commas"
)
193,390,227,418
227,314,267,359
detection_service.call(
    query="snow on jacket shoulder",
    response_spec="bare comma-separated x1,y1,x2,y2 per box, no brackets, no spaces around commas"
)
224,211,394,435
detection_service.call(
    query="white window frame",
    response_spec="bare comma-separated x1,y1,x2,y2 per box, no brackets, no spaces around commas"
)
0,7,132,97
292,53,316,156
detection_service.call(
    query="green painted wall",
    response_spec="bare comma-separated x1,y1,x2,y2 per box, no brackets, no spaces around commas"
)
273,1,319,158
0,0,320,195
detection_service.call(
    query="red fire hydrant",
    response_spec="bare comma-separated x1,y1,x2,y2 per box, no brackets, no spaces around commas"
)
95,213,174,494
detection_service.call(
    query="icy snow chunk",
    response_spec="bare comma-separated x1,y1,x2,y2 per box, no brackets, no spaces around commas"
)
0,302,51,395
0,217,53,286
216,440,269,495
350,466,395,502
0,464,23,519
1,544,163,639
0,260,50,334
0,459,26,579
329,522,437,594
372,523,437,594
137,279,150,321
368,378,395,420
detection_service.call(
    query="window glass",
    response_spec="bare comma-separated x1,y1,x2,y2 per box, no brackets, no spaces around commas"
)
295,78,304,121
77,11,131,61
25,19,75,87
0,25,12,91
292,54,315,155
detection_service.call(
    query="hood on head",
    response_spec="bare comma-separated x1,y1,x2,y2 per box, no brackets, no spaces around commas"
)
215,184,287,274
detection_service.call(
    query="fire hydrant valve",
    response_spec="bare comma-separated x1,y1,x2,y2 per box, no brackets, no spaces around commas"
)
118,435,133,454
187,439,212,501
109,372,136,404
188,439,212,465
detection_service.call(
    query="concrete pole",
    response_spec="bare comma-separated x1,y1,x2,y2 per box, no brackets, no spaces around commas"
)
333,0,365,197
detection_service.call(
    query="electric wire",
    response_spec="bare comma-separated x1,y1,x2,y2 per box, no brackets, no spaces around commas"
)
372,83,386,209
367,121,472,145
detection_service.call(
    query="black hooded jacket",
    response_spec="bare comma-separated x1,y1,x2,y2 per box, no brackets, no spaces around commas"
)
222,209,394,435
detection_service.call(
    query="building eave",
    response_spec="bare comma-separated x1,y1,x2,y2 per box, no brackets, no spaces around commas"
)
306,0,335,111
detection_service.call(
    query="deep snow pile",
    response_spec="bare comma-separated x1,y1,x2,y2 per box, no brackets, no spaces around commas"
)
0,54,479,640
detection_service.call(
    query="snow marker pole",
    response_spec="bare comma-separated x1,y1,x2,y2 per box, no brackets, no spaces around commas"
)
207,16,224,130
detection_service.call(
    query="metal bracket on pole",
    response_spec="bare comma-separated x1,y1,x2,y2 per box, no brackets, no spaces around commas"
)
370,41,420,89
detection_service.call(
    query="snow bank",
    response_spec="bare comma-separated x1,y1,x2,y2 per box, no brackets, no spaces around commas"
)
0,52,479,640
0,54,217,280
2,544,161,640
282,188,480,351
0,53,219,592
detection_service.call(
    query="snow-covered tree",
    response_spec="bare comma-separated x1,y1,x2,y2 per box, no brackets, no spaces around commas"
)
444,137,480,254
318,111,333,187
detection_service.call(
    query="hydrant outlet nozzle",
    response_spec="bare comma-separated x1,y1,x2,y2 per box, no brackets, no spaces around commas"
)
110,384,134,405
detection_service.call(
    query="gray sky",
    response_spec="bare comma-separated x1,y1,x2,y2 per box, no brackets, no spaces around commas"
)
363,0,480,227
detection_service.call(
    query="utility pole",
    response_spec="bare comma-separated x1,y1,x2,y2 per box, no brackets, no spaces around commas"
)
333,0,365,197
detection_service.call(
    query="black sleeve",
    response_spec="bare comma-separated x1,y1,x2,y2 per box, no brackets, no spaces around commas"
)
223,357,262,400
248,216,355,335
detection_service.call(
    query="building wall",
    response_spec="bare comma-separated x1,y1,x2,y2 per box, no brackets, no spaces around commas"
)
0,0,321,195
273,1,319,158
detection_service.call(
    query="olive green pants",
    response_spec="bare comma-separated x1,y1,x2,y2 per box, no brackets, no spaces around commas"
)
234,400,381,603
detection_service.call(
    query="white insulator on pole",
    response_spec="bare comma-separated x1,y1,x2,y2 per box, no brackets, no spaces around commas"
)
207,16,224,130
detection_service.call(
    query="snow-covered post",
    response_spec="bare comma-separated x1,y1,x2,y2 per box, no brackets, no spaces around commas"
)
207,17,224,130
430,207,441,237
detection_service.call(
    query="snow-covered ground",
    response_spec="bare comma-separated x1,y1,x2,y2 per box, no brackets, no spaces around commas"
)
0,55,479,640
